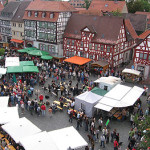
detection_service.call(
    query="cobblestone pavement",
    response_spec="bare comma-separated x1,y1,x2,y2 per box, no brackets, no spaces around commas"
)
18,74,149,150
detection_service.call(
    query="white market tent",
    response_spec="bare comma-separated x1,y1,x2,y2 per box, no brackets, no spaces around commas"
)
0,107,19,124
94,76,121,91
122,68,141,76
0,68,7,74
48,126,88,150
95,84,144,111
0,96,9,107
5,57,20,67
2,117,41,143
75,91,103,117
20,131,59,150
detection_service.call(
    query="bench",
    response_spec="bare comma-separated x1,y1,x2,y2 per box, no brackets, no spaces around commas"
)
62,97,72,103
57,106,63,110
53,101,60,105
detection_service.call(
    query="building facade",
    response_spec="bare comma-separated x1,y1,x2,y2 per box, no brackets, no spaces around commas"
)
0,2,20,44
23,1,77,56
63,14,138,67
11,1,31,48
134,30,150,79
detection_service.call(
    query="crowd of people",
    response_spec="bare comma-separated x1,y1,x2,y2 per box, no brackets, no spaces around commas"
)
0,48,149,150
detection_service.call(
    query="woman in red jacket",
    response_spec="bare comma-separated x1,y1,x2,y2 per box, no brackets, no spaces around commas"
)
41,103,46,116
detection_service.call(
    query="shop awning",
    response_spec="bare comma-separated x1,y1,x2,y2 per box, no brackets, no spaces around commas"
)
94,102,113,112
122,68,141,76
64,56,91,65
91,60,109,67
23,66,39,73
7,66,23,73
20,61,34,66
10,39,23,44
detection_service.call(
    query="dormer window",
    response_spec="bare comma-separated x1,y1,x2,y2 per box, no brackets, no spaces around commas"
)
42,12,46,18
35,12,38,17
28,11,32,17
50,13,54,19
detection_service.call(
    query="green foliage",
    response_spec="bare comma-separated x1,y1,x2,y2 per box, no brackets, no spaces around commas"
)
0,48,5,56
127,0,150,13
112,9,122,16
83,0,91,10
134,115,150,150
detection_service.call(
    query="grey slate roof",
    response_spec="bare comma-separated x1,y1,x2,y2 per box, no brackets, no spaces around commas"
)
12,1,31,23
0,1,20,20
122,13,147,32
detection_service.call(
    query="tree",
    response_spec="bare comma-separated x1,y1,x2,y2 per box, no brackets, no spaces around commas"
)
133,115,150,150
83,0,91,10
127,0,150,13
0,48,5,56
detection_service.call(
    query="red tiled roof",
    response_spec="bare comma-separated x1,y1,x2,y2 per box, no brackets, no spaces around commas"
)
124,19,138,39
25,1,77,12
23,11,59,22
138,30,150,39
89,0,127,13
78,9,102,16
135,11,150,19
64,13,123,45
0,3,4,12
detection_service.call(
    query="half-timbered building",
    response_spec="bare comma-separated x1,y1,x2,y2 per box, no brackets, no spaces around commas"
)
63,14,138,67
134,30,150,79
23,0,77,56
0,2,20,44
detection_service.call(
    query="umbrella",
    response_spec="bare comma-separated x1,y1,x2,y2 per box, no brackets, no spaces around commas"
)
18,47,37,53
27,50,49,56
41,55,53,60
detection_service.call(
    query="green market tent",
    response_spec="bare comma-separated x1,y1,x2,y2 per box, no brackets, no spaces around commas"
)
91,87,108,96
7,66,23,73
27,50,49,56
41,55,53,60
18,47,37,53
20,61,34,66
23,66,39,73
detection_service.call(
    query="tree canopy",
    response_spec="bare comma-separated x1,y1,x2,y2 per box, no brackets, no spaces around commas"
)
127,0,150,13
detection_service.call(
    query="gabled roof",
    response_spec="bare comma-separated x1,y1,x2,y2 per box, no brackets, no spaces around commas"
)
12,1,31,23
122,13,146,32
0,1,20,20
124,19,138,39
135,11,150,20
25,1,77,12
88,0,127,13
64,13,123,44
138,30,150,39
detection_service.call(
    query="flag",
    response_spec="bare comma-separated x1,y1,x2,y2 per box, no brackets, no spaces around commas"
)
106,119,110,126
13,74,17,83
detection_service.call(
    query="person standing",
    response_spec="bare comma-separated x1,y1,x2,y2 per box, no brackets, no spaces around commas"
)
114,138,119,150
98,117,103,131
41,103,46,116
48,106,52,118
100,134,105,148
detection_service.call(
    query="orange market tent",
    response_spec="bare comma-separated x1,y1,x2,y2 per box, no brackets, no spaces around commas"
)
64,56,91,65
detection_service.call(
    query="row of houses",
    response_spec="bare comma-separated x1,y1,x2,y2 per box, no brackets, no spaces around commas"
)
0,0,149,79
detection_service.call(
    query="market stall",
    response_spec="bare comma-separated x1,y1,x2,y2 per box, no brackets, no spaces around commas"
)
94,76,121,91
0,96,9,108
0,68,7,78
64,56,91,65
5,57,20,67
91,60,109,71
122,68,141,83
95,84,144,112
2,117,41,143
75,91,103,117
48,126,88,150
0,107,19,124
20,131,59,150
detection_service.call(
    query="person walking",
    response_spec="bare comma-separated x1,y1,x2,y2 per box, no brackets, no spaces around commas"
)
48,106,52,118
41,103,46,116
100,134,105,148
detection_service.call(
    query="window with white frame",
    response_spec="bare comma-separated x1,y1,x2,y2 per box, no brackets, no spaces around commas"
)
42,12,46,18
50,13,54,18
28,11,32,17
35,12,38,17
